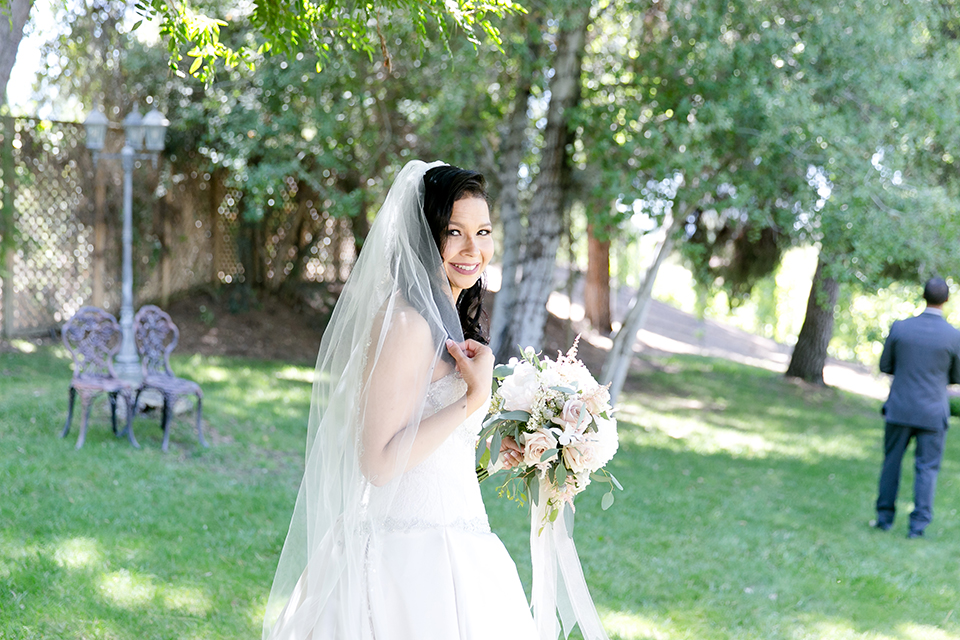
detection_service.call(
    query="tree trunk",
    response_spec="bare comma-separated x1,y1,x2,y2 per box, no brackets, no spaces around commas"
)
1,117,14,338
585,223,611,333
489,18,539,361
489,80,533,360
496,4,591,356
785,255,839,385
601,210,684,403
0,0,32,103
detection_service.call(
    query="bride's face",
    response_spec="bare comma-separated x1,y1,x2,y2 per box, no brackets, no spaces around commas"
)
442,196,493,300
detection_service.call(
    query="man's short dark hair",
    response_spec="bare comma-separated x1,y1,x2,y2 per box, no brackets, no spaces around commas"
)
924,277,950,306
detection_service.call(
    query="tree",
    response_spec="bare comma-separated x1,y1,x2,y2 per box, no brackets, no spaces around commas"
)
491,0,591,361
133,0,522,83
0,0,34,300
0,0,31,102
782,0,960,382
570,0,816,387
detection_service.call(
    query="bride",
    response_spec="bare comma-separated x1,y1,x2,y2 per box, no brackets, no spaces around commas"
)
262,160,538,639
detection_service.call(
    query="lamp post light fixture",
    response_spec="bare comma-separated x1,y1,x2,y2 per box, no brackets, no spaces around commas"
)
83,103,169,383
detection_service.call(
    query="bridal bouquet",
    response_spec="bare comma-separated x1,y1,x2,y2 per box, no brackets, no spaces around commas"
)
476,337,622,526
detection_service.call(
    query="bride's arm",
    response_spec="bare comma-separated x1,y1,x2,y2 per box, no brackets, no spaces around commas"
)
358,310,493,486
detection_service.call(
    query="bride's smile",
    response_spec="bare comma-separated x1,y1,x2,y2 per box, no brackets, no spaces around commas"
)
442,197,493,299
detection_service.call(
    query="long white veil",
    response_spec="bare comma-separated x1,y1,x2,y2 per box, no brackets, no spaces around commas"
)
262,159,465,639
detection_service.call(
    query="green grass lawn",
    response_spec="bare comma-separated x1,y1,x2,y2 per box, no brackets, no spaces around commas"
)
2,346,959,639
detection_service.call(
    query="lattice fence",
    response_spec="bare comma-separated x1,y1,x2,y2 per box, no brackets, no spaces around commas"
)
0,117,358,339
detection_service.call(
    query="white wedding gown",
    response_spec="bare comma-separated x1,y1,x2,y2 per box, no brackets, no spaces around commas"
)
363,372,537,639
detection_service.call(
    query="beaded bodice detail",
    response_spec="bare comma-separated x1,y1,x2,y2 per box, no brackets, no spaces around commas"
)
382,373,491,534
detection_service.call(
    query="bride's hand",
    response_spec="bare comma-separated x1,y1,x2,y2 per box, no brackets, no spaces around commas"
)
499,436,523,469
445,339,495,414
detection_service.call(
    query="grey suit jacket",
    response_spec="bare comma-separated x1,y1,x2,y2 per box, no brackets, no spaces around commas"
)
880,310,960,430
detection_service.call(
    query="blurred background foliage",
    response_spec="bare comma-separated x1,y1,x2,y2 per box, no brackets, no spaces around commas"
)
5,0,960,375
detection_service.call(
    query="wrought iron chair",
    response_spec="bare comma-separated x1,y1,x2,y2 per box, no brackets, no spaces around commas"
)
61,307,138,449
133,305,207,452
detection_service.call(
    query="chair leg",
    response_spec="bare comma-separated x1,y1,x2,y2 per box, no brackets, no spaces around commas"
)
120,389,141,439
109,393,119,435
122,393,140,449
161,395,172,452
62,387,77,438
76,400,93,449
195,395,208,448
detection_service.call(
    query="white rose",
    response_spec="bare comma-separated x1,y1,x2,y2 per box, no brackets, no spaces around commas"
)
499,361,540,412
590,416,619,467
539,364,563,390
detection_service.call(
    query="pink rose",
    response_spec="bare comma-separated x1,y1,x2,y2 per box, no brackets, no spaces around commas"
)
562,440,598,474
522,428,558,468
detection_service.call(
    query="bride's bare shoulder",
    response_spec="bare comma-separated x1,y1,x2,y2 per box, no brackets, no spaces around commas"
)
370,299,434,356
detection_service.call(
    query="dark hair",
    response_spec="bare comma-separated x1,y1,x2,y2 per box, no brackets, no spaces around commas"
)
924,277,950,306
422,165,489,344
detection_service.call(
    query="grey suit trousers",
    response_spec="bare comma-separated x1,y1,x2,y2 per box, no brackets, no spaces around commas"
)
875,421,946,534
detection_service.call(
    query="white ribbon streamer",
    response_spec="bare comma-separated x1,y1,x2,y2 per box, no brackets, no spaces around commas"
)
530,484,610,640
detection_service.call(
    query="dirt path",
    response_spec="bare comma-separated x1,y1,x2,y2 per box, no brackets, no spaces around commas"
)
547,292,890,401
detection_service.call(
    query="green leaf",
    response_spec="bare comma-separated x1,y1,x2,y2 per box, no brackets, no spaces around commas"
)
499,410,531,422
608,472,623,491
601,492,615,511
555,462,567,486
489,429,502,466
540,448,559,462
475,441,489,467
493,364,515,378
481,410,530,430
529,474,540,505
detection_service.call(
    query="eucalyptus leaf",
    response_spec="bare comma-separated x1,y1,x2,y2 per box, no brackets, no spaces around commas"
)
609,472,623,491
493,364,515,378
489,429,502,466
549,385,578,394
475,443,489,468
529,474,540,505
555,462,567,486
601,492,615,510
498,410,532,422
540,448,559,462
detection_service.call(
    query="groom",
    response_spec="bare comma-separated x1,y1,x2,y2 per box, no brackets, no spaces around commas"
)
874,277,960,538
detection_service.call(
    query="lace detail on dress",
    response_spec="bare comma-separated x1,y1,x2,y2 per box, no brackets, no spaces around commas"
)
381,515,491,534
423,370,462,416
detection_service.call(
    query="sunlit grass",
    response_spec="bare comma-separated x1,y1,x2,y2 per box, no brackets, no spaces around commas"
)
485,354,960,640
0,347,311,639
4,348,960,638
